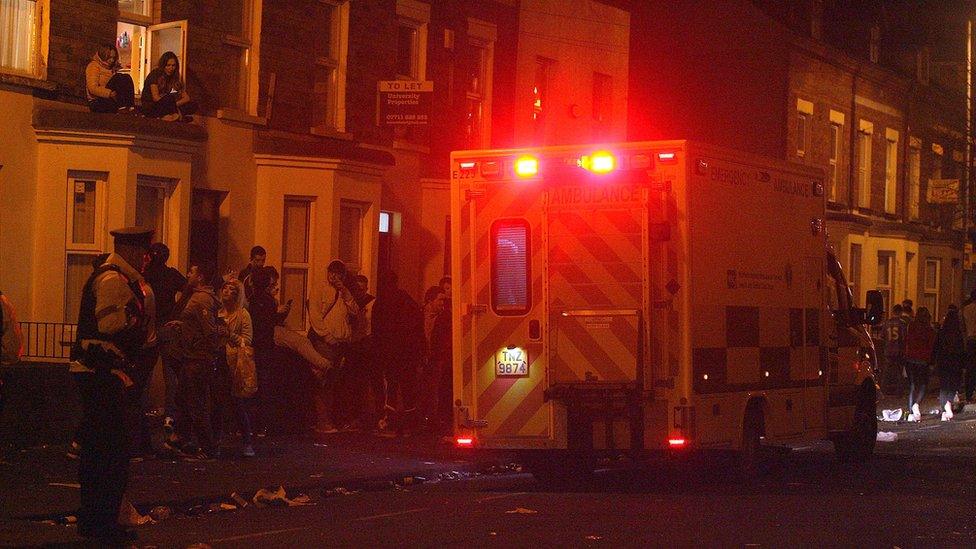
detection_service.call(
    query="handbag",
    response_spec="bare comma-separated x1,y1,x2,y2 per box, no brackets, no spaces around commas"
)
227,342,257,398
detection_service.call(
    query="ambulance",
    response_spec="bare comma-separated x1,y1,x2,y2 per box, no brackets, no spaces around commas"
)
448,141,884,479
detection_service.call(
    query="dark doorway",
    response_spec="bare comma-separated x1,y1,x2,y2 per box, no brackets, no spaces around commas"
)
189,189,224,276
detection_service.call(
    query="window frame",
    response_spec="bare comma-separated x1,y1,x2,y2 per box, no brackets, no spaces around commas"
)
0,0,50,79
857,122,873,209
828,122,840,201
338,200,368,275
395,0,429,81
884,130,898,214
310,0,349,134
217,0,262,116
908,138,921,220
464,17,495,149
281,197,314,331
849,243,862,305
64,173,108,323
135,176,175,245
923,258,940,320
490,218,532,317
876,251,894,311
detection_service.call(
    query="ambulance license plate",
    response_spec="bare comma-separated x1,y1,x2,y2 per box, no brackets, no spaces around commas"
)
495,347,528,377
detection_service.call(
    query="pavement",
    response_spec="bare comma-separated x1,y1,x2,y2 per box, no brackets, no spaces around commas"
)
0,431,491,546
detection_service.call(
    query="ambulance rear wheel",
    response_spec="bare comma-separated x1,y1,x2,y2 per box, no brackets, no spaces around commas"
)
834,385,877,463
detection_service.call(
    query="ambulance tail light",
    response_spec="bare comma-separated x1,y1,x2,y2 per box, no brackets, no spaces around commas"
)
514,155,539,178
667,438,687,448
456,437,475,448
578,151,616,174
657,151,678,163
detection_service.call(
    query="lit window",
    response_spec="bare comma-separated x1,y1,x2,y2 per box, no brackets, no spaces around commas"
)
532,57,554,126
378,211,391,233
116,1,151,96
491,219,531,316
0,0,48,78
465,18,495,148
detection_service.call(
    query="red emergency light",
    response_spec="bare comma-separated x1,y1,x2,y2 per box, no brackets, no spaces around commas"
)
657,152,678,163
456,437,474,447
514,156,539,178
667,438,687,447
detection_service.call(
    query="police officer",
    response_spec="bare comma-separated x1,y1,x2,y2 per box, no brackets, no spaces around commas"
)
71,227,152,543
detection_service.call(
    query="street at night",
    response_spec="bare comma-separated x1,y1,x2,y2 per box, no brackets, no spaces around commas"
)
3,0,976,547
2,402,975,548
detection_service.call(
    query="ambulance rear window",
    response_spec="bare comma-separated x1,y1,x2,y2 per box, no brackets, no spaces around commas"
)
491,219,531,316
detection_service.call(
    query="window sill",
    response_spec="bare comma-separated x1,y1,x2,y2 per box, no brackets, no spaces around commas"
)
393,139,430,154
217,108,267,126
0,72,57,92
309,126,354,140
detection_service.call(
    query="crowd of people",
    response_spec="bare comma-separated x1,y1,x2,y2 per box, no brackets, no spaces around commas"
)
86,44,197,121
71,243,457,464
881,296,976,422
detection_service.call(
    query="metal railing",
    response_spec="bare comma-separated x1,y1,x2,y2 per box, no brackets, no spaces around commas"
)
18,322,76,362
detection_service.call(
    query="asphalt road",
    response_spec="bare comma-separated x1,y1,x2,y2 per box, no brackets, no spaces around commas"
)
48,414,976,549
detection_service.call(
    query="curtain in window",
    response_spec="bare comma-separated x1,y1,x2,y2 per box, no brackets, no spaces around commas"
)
0,0,36,73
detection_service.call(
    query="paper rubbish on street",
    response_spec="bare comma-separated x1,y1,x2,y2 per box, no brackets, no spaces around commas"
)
880,409,903,422
253,485,315,507
876,431,898,442
505,507,538,514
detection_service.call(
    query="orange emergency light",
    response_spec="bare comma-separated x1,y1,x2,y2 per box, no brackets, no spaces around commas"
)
578,151,616,174
514,155,539,178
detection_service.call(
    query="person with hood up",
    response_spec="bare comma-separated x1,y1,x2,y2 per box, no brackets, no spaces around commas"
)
172,264,224,458
85,43,136,113
934,304,967,421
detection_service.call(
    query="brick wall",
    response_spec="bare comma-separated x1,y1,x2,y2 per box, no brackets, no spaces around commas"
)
48,0,118,101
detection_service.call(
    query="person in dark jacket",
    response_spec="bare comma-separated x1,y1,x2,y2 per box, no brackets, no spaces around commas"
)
934,304,966,421
371,270,425,435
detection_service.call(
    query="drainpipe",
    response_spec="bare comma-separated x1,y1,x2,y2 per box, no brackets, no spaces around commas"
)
966,19,972,242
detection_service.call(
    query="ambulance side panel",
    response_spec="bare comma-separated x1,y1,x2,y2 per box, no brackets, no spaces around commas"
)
684,143,826,447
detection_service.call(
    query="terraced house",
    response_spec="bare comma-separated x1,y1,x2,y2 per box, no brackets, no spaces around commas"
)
0,0,630,359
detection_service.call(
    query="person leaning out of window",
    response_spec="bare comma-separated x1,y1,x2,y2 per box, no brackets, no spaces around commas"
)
85,43,136,114
142,51,198,122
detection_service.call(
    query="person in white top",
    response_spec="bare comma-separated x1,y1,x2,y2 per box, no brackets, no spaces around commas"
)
307,260,360,433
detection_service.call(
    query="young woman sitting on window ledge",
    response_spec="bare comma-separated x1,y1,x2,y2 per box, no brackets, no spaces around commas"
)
85,44,136,114
142,51,198,122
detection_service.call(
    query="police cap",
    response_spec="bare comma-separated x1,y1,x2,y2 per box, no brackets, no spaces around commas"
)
109,226,154,249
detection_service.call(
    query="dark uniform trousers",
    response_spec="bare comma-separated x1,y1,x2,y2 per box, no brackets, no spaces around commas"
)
77,367,128,535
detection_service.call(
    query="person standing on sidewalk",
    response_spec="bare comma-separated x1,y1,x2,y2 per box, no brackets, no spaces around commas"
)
372,270,425,436
142,242,188,448
961,289,976,403
934,305,966,421
214,280,255,457
70,227,151,543
903,306,936,422
308,260,359,433
882,304,908,393
173,264,224,457
238,245,267,305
